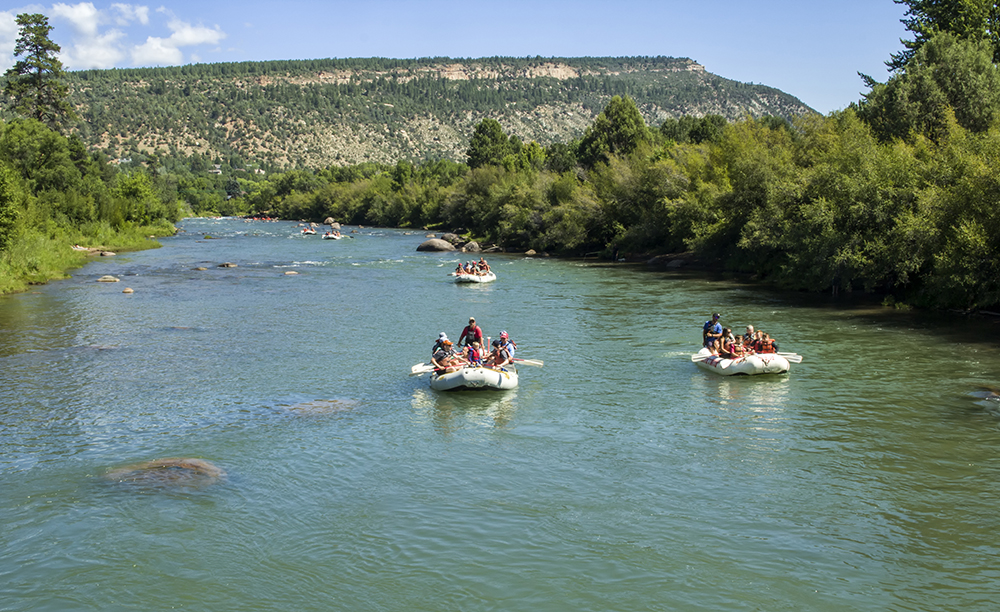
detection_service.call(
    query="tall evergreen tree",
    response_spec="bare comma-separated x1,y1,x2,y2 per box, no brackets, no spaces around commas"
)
888,0,1000,69
3,13,77,131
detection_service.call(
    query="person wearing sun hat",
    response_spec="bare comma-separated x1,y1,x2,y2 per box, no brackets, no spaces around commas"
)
431,338,464,372
432,332,449,354
702,313,723,348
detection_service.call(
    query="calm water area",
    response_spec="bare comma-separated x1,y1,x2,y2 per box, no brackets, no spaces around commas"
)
2,217,999,611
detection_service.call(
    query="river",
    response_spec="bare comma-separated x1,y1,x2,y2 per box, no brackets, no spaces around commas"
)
1,217,998,611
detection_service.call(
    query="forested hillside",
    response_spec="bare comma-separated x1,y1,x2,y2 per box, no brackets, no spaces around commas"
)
49,56,811,170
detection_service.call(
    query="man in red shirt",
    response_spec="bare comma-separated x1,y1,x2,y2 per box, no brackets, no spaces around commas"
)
459,317,483,348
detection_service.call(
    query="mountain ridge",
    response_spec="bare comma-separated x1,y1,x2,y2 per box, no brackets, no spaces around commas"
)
52,56,816,169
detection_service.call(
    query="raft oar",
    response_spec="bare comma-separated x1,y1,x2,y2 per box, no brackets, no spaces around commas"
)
512,358,543,367
777,352,803,363
410,363,436,376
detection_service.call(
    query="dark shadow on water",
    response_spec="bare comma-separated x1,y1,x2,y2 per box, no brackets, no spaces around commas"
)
604,262,1000,349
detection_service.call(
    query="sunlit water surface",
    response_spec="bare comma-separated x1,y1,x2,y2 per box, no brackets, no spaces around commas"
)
2,218,999,611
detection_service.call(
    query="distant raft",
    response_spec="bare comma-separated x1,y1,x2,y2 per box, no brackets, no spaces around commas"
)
691,347,790,376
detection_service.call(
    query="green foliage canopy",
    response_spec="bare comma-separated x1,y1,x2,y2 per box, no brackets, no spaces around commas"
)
859,32,1000,141
579,95,651,167
889,0,1000,69
466,119,520,169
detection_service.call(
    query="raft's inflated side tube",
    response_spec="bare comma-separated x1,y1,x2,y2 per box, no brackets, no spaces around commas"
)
429,366,518,390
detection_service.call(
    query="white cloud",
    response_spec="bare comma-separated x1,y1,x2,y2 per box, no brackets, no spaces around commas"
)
0,11,19,72
43,2,150,69
64,29,127,69
1,4,225,70
51,2,100,37
131,35,182,65
130,18,225,66
111,3,149,26
164,19,225,47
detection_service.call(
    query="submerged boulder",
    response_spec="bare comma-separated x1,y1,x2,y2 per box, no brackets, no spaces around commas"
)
105,458,226,488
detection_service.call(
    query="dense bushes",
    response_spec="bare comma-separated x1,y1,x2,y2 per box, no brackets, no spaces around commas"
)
234,92,1000,310
0,118,179,294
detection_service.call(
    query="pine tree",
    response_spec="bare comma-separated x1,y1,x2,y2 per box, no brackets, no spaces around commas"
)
3,13,77,131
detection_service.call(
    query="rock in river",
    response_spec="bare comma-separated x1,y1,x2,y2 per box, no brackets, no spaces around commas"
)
417,238,457,252
105,458,226,488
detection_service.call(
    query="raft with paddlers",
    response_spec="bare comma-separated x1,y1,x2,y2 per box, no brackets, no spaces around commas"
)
690,347,801,376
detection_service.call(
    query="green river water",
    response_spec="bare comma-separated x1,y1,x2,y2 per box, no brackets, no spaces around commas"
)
1,217,998,611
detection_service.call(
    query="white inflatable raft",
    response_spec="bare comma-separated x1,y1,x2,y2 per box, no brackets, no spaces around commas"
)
429,365,517,390
454,271,497,284
692,347,790,376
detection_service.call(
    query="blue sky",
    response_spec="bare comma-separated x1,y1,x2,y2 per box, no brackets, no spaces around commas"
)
1,1,910,114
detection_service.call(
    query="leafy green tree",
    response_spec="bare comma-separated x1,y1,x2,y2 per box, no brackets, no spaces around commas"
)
544,141,579,173
888,0,1000,69
578,95,651,168
859,32,1000,141
0,119,81,194
659,116,701,143
3,14,77,131
689,115,728,144
0,165,23,250
466,119,518,169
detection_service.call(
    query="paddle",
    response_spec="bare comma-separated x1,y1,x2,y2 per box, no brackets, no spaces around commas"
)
409,363,436,376
691,353,714,362
777,352,803,363
512,358,543,367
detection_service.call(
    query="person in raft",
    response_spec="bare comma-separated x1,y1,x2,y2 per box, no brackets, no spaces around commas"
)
432,332,450,354
486,338,513,368
459,317,484,348
703,313,723,348
431,340,465,372
465,341,483,366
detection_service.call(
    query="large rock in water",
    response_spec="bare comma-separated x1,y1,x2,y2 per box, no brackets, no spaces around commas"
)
417,238,456,252
104,458,226,488
462,241,481,253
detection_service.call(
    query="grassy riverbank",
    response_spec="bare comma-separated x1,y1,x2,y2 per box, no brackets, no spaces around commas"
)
0,220,175,295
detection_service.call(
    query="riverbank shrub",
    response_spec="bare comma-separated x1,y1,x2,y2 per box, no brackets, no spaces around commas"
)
0,118,180,295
